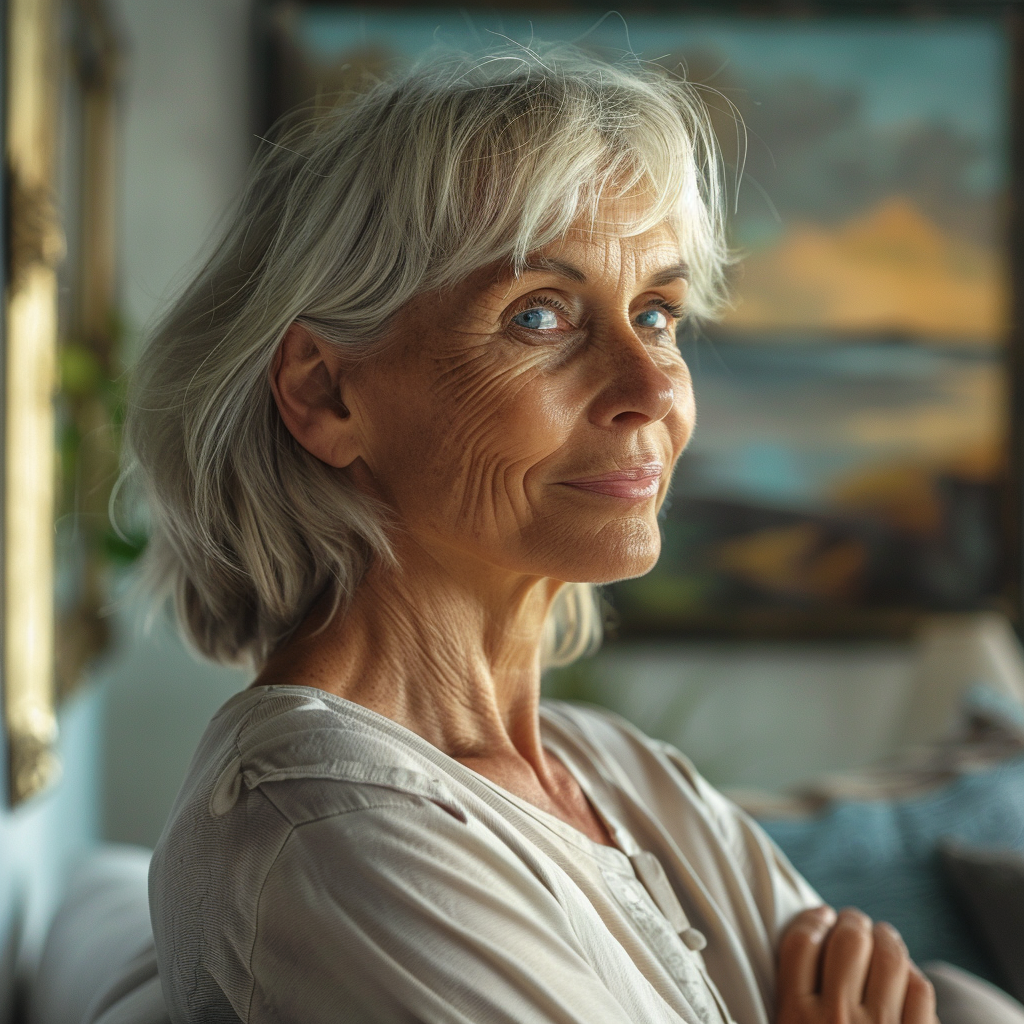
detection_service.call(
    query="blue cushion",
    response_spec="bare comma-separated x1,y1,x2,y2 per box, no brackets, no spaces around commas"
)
759,752,1024,985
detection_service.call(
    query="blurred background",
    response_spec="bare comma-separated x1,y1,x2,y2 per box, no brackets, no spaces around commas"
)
2,0,1024,1018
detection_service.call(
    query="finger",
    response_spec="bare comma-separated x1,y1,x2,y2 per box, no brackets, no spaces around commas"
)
821,908,874,1011
864,922,910,1018
902,967,937,1024
778,906,838,1001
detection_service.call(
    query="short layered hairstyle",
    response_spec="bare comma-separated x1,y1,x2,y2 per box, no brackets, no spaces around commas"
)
123,44,729,668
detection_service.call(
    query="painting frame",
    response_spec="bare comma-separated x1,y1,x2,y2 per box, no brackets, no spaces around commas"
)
256,0,1024,641
3,0,61,806
2,0,121,807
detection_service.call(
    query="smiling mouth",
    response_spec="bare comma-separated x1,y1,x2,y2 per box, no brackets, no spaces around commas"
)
561,462,663,500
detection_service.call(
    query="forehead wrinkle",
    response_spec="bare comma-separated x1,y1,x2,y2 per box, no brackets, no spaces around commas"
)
575,232,685,291
486,229,687,302
520,255,587,284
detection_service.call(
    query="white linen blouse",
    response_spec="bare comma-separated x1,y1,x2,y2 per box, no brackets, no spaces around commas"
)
149,685,820,1024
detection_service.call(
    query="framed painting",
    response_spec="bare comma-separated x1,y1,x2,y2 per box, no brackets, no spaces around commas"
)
257,1,1024,639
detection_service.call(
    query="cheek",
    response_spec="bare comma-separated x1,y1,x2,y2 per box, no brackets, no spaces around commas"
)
374,342,575,526
442,365,578,537
432,348,556,461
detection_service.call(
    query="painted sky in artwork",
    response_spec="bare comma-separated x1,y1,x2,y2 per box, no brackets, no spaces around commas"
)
723,199,1005,341
676,340,1001,508
299,10,1003,141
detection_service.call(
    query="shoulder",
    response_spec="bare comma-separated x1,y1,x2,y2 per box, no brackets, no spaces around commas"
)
149,686,469,1022
161,685,465,833
156,685,469,865
231,686,466,821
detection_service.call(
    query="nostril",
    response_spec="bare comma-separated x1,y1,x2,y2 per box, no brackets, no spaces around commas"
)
603,379,676,426
611,409,651,426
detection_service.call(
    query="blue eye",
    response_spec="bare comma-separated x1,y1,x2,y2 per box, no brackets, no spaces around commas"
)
512,307,559,330
636,309,669,330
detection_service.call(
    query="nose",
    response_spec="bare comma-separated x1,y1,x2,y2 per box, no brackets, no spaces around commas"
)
587,327,677,429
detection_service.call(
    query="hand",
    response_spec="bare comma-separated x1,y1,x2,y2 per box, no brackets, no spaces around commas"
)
777,906,938,1023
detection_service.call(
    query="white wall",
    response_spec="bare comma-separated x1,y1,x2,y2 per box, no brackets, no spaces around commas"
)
558,642,916,792
101,593,249,846
101,0,254,848
116,0,253,355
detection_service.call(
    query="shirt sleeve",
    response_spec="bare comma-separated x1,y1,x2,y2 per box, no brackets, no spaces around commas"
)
246,789,645,1024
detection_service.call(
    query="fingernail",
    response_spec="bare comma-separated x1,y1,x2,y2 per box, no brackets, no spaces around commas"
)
804,908,835,941
837,907,871,929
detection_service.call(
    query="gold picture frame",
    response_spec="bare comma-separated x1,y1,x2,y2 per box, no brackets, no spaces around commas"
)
3,0,122,806
4,0,62,805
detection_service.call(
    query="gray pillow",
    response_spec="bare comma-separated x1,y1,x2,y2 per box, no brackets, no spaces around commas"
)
940,842,1024,1004
28,844,171,1024
925,962,1024,1024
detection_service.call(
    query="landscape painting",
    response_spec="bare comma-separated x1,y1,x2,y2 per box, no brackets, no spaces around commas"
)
264,6,1014,637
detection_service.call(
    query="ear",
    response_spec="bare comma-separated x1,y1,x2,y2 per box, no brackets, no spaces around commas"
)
270,323,361,468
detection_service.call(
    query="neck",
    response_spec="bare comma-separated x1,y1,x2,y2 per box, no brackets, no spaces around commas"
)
255,543,562,774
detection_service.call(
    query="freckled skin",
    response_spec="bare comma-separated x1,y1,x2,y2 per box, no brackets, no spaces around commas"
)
260,197,695,846
345,224,695,586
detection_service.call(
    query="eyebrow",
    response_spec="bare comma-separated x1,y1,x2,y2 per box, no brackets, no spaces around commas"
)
500,256,691,287
506,255,587,284
645,262,691,287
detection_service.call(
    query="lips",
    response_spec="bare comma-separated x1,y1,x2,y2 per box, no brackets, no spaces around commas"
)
561,462,663,500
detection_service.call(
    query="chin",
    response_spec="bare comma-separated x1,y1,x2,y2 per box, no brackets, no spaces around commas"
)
563,518,662,584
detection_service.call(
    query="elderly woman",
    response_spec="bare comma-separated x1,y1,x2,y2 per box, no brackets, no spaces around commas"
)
129,47,948,1024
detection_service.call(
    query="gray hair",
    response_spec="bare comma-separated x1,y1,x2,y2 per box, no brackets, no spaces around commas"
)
123,44,728,669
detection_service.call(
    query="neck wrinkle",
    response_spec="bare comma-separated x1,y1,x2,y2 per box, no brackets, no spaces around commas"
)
256,546,564,778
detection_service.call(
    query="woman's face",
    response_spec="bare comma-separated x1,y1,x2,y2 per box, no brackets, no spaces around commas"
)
344,199,695,587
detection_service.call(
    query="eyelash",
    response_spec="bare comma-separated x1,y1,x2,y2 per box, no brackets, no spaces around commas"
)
511,295,571,320
509,295,685,329
650,299,686,322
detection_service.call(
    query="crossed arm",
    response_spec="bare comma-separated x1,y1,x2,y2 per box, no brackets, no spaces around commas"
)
778,906,938,1024
243,793,939,1024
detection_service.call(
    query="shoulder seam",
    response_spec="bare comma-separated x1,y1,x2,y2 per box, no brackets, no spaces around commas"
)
259,782,449,828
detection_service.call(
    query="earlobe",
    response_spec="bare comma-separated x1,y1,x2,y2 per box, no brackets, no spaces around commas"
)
270,322,362,468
